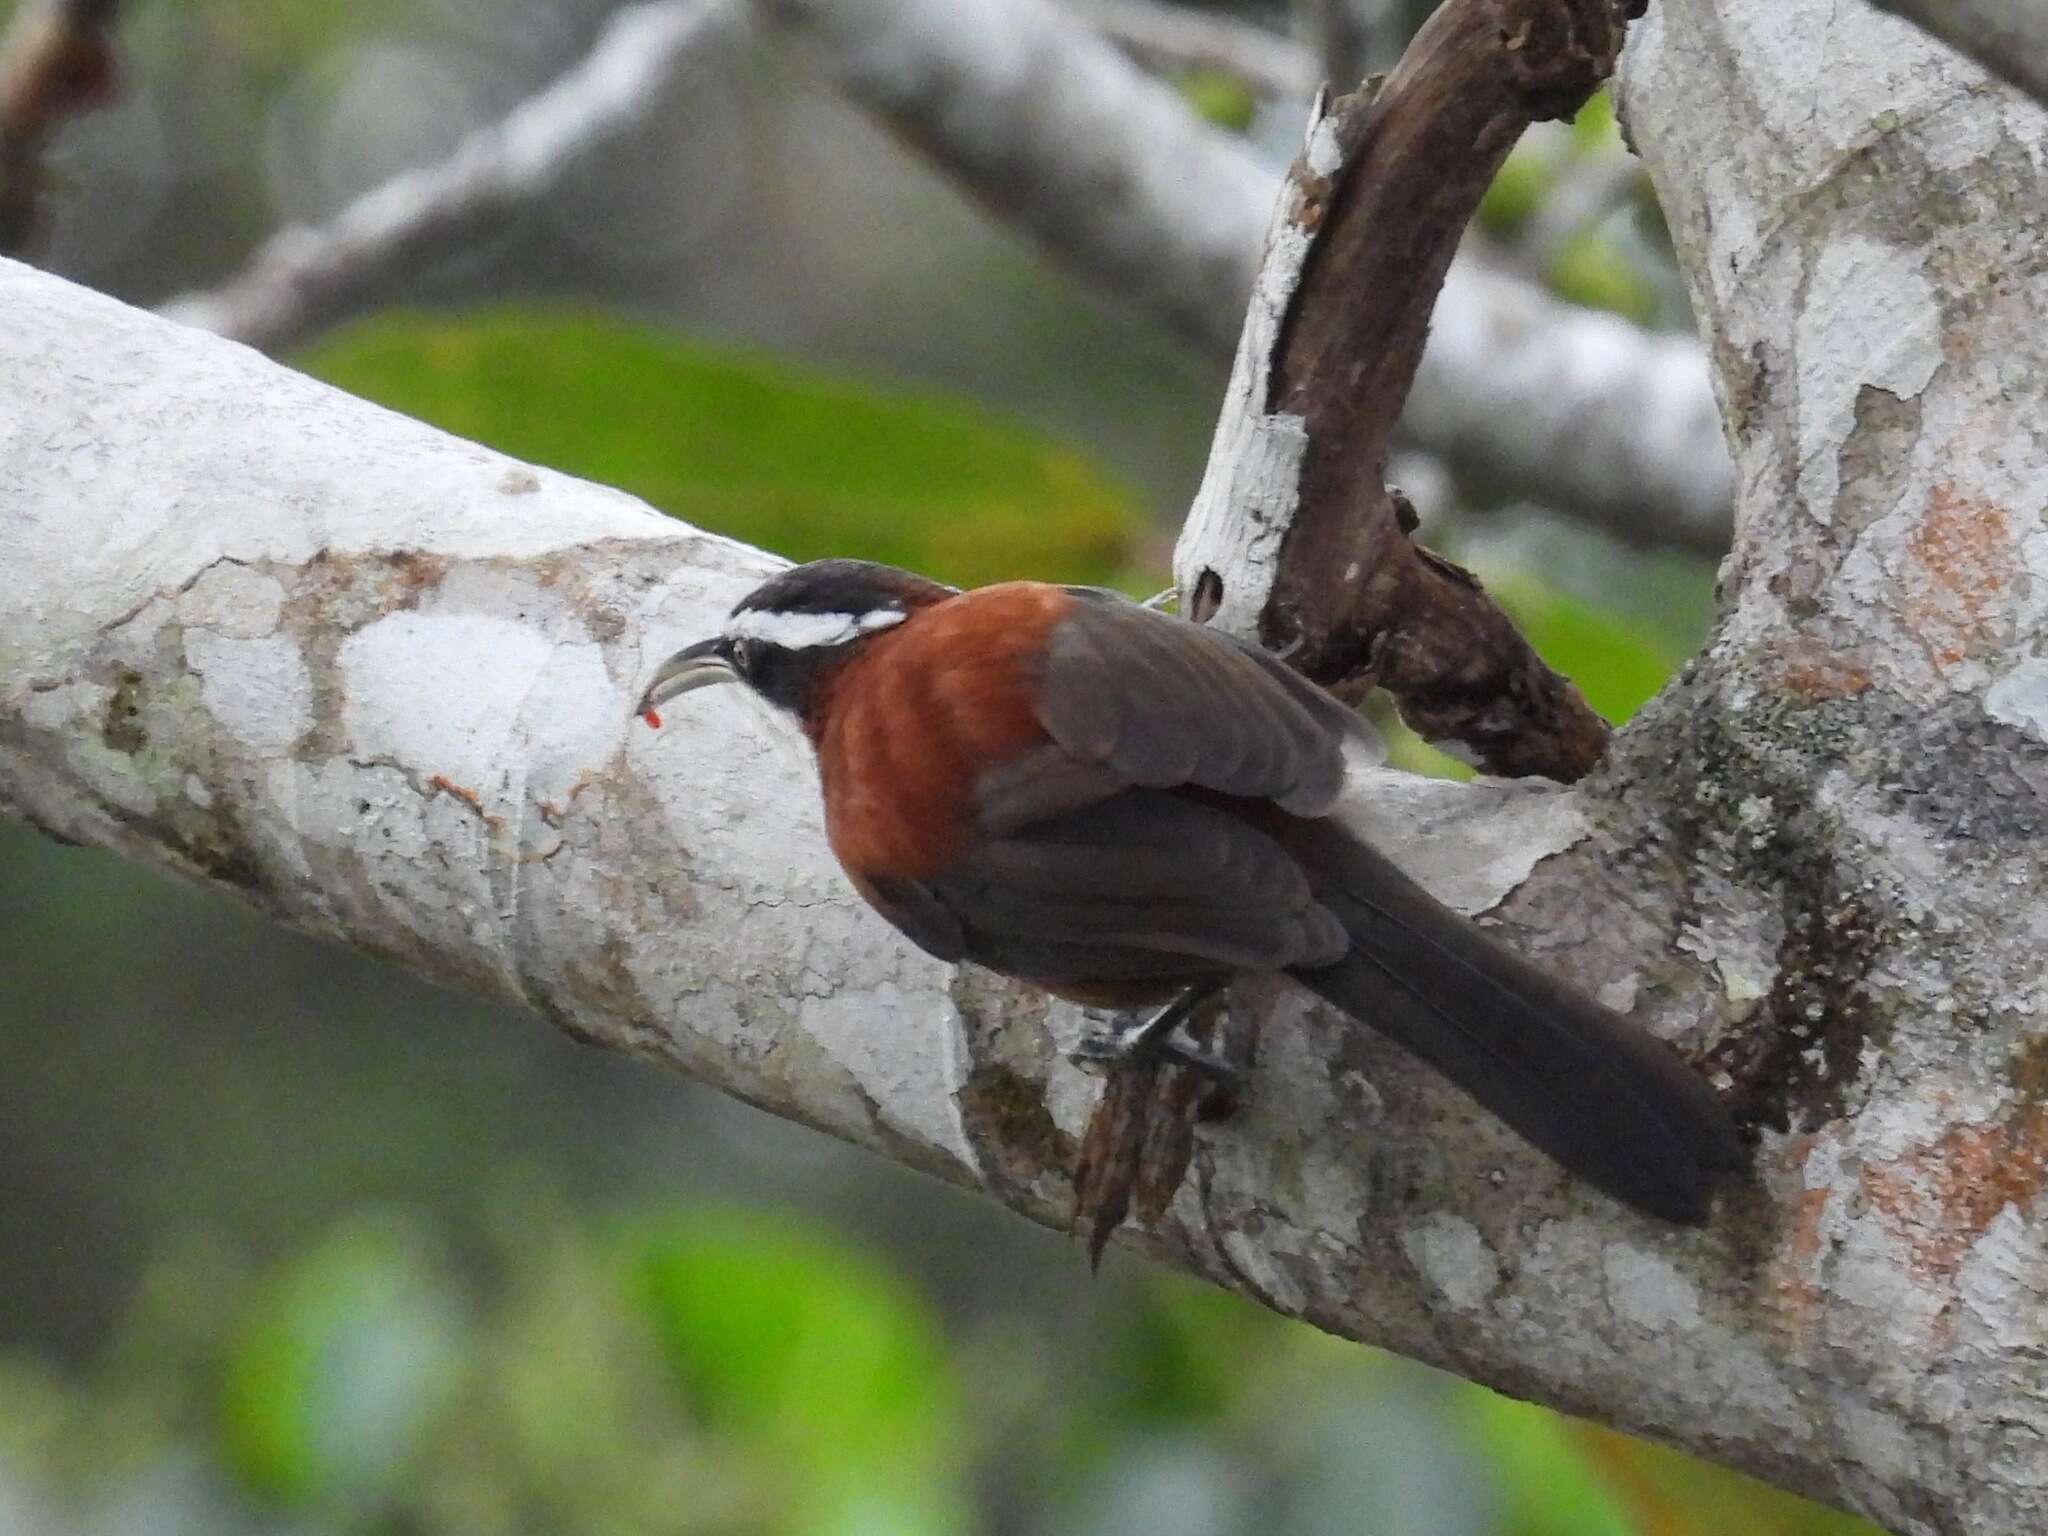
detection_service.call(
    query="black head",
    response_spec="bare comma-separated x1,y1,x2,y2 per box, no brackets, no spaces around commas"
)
638,559,955,721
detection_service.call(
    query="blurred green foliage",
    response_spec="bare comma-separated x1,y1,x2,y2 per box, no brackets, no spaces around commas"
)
299,310,1144,591
182,0,415,87
1476,149,1548,236
1488,575,1683,726
632,1211,963,1536
1480,92,1622,239
1476,91,1660,324
0,1207,1876,1535
1542,232,1657,326
218,1217,462,1507
1172,68,1259,133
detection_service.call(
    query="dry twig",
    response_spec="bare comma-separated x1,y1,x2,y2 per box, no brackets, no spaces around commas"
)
1081,0,1645,1251
760,0,1733,554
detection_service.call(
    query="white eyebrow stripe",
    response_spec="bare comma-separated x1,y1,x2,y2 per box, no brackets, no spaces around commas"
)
725,606,907,650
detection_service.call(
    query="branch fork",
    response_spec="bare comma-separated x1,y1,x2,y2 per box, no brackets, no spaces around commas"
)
1078,0,1647,1252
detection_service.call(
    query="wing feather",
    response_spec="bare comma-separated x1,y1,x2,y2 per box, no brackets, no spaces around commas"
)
1037,590,1360,815
920,792,1347,985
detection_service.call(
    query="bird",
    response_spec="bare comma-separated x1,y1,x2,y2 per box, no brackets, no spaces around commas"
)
636,558,1747,1223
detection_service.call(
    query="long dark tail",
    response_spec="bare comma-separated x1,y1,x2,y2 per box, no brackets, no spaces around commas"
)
1280,824,1747,1223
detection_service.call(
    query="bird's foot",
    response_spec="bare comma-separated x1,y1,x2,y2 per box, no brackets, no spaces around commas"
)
1067,1022,1234,1084
1066,985,1235,1088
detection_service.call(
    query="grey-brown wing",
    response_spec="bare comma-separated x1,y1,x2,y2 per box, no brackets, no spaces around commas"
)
1035,589,1361,816
895,791,1347,987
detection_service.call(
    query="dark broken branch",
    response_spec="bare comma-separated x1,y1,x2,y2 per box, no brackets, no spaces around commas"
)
1179,0,1644,782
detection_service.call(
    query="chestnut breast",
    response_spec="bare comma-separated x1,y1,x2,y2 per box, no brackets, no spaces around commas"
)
808,582,1074,882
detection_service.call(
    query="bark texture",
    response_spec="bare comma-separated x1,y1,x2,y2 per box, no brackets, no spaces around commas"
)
1,0,2045,1527
1863,0,2048,113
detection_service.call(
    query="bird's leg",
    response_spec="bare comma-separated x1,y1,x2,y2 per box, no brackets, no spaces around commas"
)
1067,982,1233,1083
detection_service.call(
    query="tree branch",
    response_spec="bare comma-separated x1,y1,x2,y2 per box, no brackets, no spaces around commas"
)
1179,1,1631,778
156,0,1730,553
1064,0,1318,101
741,0,1738,551
158,0,736,353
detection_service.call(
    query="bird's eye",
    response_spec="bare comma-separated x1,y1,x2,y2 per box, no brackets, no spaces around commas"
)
730,639,757,673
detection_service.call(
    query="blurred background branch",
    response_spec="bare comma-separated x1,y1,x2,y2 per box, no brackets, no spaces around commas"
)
1067,0,1317,100
757,0,1734,552
156,0,1731,555
1293,0,1413,86
162,0,736,352
0,0,120,252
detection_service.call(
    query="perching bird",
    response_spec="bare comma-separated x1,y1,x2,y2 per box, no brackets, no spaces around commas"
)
637,559,1746,1223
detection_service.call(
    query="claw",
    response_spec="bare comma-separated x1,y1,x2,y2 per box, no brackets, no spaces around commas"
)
1066,984,1236,1088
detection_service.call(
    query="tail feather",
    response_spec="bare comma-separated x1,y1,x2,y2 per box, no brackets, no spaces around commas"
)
1282,826,1746,1223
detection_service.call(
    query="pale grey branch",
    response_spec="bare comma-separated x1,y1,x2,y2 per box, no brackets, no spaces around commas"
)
6,6,2043,1528
158,0,735,353
1066,0,1317,100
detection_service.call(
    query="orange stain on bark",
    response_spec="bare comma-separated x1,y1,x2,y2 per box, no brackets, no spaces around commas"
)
1775,651,1872,701
1768,1138,1834,1336
426,773,483,814
1859,1106,2048,1280
1901,486,2011,668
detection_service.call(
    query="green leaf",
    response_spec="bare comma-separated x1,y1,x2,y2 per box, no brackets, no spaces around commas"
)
1570,89,1620,155
1479,143,1551,235
1543,230,1658,324
1172,68,1257,132
1096,1277,1289,1431
1486,574,1679,725
1464,1391,1638,1536
626,1209,964,1536
297,309,1142,590
1569,1423,1890,1536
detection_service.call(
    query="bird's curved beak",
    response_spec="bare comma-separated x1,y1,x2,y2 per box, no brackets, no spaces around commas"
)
636,636,736,718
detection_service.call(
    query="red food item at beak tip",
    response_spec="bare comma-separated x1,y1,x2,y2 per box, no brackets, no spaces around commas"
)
639,708,663,730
